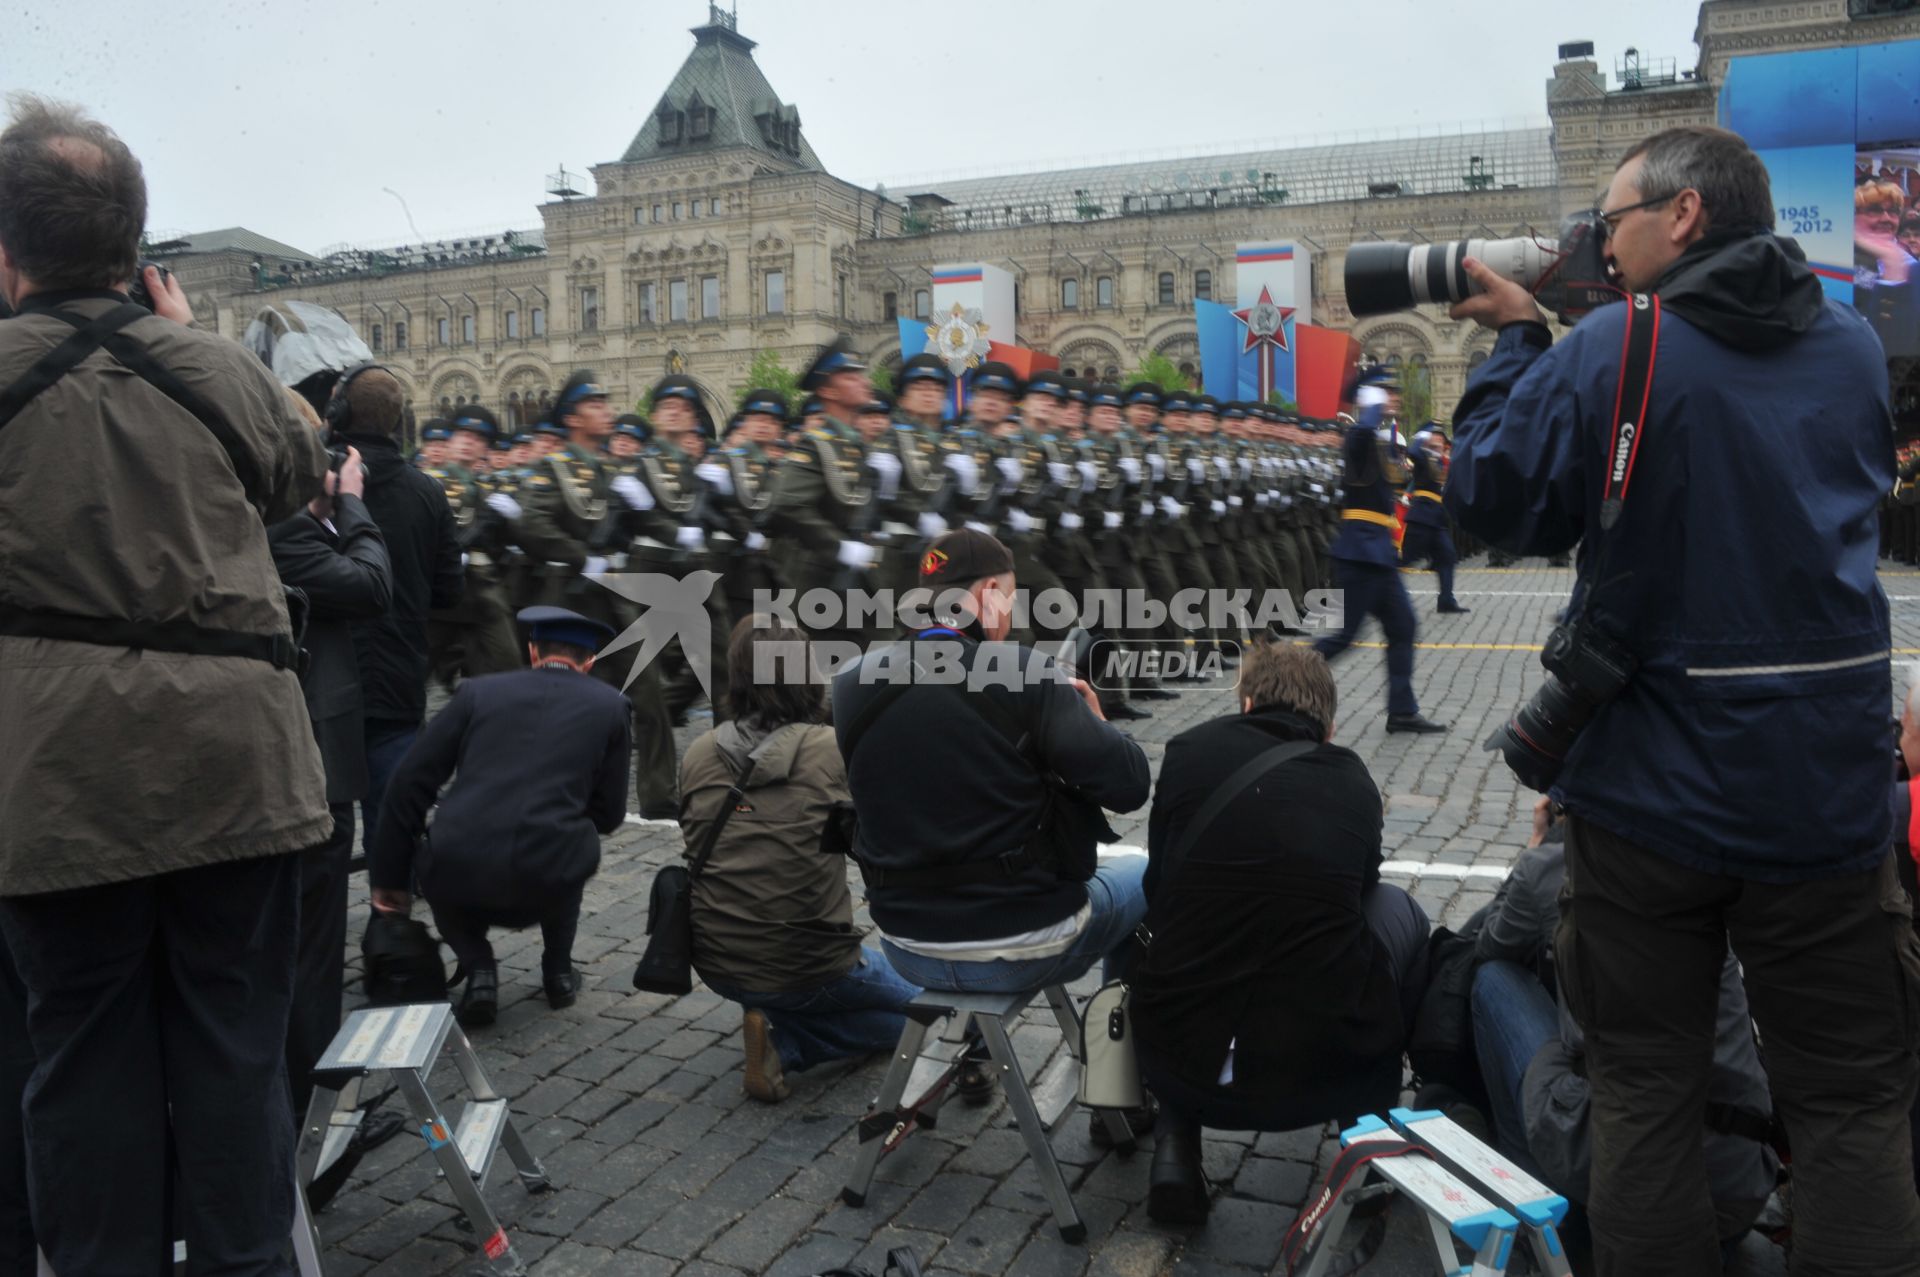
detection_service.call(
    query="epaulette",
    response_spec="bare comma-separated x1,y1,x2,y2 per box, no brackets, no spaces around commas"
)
806,426,835,443
523,472,555,489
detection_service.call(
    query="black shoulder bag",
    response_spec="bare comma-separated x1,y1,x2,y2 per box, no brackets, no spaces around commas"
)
631,754,760,996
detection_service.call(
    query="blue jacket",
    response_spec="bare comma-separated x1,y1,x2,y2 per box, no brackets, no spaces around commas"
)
1327,407,1406,567
1447,230,1894,882
1403,436,1450,530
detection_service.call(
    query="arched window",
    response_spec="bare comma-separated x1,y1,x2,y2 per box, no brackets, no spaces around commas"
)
438,396,452,414
531,308,545,336
914,289,930,319
1157,273,1175,306
1062,366,1078,379
1194,270,1212,302
462,314,476,344
1096,276,1114,308
1178,361,1197,379
1061,278,1079,309
507,391,521,427
1103,364,1120,379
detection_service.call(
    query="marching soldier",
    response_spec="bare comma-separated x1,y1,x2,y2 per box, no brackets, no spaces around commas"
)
878,357,957,597
1311,370,1446,733
993,369,1075,646
765,339,876,659
1078,384,1153,718
513,370,681,817
1401,423,1468,615
610,413,650,460
416,420,452,469
426,406,522,684
710,388,787,624
1159,393,1216,659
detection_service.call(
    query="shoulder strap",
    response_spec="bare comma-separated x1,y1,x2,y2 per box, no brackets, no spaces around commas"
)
686,754,761,880
1163,739,1318,890
0,303,268,500
1599,293,1659,531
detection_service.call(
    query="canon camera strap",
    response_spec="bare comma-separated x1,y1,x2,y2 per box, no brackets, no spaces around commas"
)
1598,293,1660,531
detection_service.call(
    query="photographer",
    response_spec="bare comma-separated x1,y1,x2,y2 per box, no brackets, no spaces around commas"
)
266,395,392,1119
1447,124,1920,1274
0,98,331,1274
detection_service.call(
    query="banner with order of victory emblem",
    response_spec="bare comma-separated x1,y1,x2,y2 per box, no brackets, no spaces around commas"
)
897,261,1050,417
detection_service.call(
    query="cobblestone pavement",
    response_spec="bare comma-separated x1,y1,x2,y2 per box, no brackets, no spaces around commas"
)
315,559,1920,1276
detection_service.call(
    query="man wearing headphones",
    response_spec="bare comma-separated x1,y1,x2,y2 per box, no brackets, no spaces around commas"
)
329,363,467,853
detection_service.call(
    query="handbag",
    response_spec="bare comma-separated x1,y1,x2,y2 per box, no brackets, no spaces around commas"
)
361,911,449,1006
1406,919,1485,1095
631,755,759,996
1078,737,1318,1108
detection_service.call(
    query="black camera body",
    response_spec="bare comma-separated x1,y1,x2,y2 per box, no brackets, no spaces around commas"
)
126,258,170,311
1487,614,1638,791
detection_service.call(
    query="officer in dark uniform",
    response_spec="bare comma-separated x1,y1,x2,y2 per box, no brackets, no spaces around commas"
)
766,339,876,659
514,370,680,816
1400,424,1468,614
369,606,632,1027
1311,370,1447,733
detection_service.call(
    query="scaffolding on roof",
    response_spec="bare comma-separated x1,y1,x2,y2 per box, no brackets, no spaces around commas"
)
884,120,1555,234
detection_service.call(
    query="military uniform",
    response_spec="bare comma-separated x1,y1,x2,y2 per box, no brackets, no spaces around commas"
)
425,408,523,685
708,390,786,625
1400,426,1466,614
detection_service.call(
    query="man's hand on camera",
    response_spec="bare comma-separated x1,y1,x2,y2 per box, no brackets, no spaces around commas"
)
1528,795,1555,848
337,447,366,499
1449,257,1545,330
145,265,195,327
371,888,412,916
1071,677,1106,722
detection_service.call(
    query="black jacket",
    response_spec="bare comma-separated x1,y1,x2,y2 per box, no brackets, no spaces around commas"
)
1131,706,1405,1122
831,635,1150,943
345,434,462,724
370,667,631,916
268,495,392,802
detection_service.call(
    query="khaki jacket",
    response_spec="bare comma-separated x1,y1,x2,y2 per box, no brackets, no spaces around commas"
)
680,719,858,991
0,292,331,894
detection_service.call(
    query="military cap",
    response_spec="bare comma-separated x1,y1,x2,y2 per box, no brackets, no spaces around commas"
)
1222,402,1248,421
1189,395,1220,417
1353,363,1400,394
420,422,452,442
649,375,703,408
1162,392,1192,414
491,433,515,452
613,413,652,442
900,353,951,386
800,394,824,419
1024,370,1068,402
799,336,868,391
517,606,615,652
860,391,894,416
556,369,609,413
533,416,570,439
511,431,537,447
449,404,499,440
739,388,790,421
1123,381,1162,407
1089,384,1124,408
1063,378,1090,405
970,361,1021,397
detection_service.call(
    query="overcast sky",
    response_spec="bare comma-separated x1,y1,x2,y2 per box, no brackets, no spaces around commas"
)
4,0,1703,254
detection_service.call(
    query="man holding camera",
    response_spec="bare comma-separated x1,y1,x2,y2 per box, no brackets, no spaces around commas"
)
0,98,332,1274
1448,124,1920,1275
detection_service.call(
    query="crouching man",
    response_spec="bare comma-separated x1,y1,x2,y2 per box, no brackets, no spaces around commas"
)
370,606,632,1026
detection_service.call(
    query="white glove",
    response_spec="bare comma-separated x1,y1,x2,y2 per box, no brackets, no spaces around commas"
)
994,455,1024,490
694,461,733,496
836,539,874,569
1005,509,1035,534
1103,511,1123,529
1186,458,1206,479
1228,495,1243,508
1056,511,1083,531
583,555,609,577
1357,385,1390,408
917,512,948,539
1139,501,1154,519
943,451,979,495
1280,495,1294,508
1310,483,1325,494
745,531,767,551
676,525,705,551
1215,456,1232,475
964,521,992,534
1238,456,1255,476
484,492,521,520
1046,461,1072,486
1075,459,1098,489
610,474,655,512
1146,452,1166,479
1117,456,1142,482
460,551,469,569
866,449,902,500
1255,492,1271,507
1209,499,1227,516
1159,495,1182,519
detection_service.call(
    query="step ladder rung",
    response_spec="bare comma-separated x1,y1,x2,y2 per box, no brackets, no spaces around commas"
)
456,1099,509,1182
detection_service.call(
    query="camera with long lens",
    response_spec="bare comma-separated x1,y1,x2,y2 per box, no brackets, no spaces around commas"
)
1345,210,1618,324
1486,615,1637,791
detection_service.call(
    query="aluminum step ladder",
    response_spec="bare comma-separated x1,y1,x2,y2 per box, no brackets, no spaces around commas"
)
1388,1107,1572,1276
1294,1113,1520,1277
295,1002,550,1275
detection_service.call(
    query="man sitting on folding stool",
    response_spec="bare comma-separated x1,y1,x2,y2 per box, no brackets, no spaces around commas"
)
832,528,1152,1132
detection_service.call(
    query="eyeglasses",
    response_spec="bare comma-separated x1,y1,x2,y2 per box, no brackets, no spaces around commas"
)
1594,191,1682,230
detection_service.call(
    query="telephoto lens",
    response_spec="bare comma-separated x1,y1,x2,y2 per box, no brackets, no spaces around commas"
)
1345,237,1563,317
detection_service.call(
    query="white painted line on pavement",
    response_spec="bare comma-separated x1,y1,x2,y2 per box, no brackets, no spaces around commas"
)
1380,860,1512,880
623,815,680,827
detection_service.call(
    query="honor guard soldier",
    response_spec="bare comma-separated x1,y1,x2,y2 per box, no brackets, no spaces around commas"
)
711,388,786,623
896,353,951,433
513,370,681,816
417,420,452,469
427,406,523,682
766,339,877,656
1401,424,1467,614
610,413,649,460
1075,384,1154,718
876,367,956,596
1119,382,1184,652
1311,370,1446,733
972,364,1073,644
370,605,632,1027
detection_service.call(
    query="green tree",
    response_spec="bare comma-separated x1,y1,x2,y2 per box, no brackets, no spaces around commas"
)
1399,361,1435,427
736,349,803,416
1123,351,1194,394
1265,391,1299,414
867,362,895,396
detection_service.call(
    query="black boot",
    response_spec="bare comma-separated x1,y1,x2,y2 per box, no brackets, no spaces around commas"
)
1147,1111,1210,1225
456,963,498,1028
543,963,580,1010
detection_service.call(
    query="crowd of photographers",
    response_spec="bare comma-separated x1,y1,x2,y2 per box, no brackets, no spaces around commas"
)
6,90,1920,1277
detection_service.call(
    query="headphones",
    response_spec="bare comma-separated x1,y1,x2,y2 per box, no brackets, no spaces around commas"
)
324,362,392,433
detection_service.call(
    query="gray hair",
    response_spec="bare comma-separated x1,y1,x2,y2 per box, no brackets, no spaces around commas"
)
0,95,146,290
1618,126,1774,233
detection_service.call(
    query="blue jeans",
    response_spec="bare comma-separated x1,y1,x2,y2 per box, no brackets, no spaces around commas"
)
702,947,921,1074
881,855,1149,994
360,719,418,856
1470,958,1561,1169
